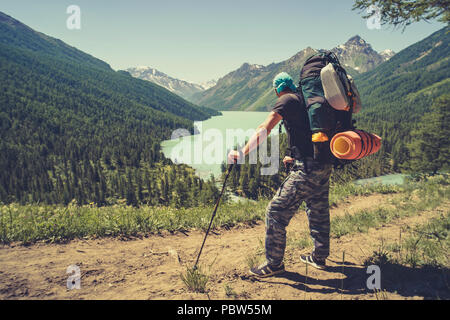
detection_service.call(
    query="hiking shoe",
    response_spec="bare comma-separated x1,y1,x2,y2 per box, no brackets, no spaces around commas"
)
300,254,326,270
249,262,285,278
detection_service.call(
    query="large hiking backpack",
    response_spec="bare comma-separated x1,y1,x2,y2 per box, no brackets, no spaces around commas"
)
299,50,364,165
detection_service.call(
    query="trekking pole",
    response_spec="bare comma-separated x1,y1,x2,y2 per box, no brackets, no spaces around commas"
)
193,163,234,270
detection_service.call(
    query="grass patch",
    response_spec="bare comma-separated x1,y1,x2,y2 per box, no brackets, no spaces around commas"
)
331,176,450,239
364,240,392,266
332,208,390,238
224,283,239,299
1,175,447,244
362,212,450,299
180,266,210,293
245,253,265,270
398,212,449,268
329,182,401,207
287,231,313,250
0,201,267,244
245,238,265,269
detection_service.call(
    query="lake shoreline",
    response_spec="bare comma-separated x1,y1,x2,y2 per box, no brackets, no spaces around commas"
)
161,111,279,179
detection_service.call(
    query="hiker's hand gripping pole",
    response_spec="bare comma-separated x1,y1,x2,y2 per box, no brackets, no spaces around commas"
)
193,163,234,270
283,156,294,173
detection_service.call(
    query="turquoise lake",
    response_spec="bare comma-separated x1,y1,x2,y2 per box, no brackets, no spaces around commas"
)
161,111,279,179
354,174,407,186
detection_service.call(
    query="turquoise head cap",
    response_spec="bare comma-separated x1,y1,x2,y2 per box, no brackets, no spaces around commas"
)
273,72,297,94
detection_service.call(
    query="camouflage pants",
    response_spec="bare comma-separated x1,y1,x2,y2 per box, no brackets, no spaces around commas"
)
265,159,332,266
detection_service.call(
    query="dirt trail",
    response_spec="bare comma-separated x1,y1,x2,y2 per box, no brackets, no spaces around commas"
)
0,193,447,300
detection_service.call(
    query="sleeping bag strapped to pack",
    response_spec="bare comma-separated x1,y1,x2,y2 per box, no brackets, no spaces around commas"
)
299,50,369,164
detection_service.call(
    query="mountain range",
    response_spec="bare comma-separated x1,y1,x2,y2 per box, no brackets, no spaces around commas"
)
125,66,217,100
332,35,395,73
190,35,395,111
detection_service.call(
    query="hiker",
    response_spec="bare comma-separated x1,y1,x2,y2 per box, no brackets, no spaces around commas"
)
227,72,332,277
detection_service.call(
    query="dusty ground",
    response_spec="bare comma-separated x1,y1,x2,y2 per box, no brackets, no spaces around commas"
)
0,193,448,300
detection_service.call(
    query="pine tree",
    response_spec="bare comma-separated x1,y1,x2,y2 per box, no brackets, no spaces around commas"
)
353,0,450,28
407,95,450,174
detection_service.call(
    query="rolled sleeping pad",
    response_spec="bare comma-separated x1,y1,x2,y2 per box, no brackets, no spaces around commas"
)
330,130,381,160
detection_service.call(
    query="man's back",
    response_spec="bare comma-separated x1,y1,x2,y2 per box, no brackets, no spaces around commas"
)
272,93,313,160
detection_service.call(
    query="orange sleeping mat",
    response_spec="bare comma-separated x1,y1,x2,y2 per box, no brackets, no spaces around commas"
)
330,130,382,160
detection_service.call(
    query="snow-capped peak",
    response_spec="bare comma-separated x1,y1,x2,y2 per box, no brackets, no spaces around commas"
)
380,49,396,61
125,66,217,101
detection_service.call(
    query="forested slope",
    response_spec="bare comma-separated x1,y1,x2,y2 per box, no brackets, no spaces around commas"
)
0,12,220,206
354,26,450,170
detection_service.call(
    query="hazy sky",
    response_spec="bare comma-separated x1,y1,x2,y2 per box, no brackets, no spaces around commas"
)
0,0,445,83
